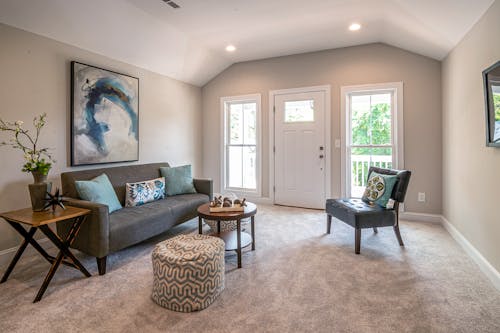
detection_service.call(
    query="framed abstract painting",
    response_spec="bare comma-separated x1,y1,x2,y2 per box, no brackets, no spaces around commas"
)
71,61,139,165
483,60,500,147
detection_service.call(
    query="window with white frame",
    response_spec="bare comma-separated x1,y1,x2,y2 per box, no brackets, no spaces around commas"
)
221,94,261,195
343,83,403,198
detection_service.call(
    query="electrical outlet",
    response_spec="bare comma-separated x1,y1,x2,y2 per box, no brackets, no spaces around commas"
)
418,192,426,202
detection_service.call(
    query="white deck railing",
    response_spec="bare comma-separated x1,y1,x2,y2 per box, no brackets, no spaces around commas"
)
351,155,392,197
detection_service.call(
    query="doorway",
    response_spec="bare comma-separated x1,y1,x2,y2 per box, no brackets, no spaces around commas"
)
270,86,331,209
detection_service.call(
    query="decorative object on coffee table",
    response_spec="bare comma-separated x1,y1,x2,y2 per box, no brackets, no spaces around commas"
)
151,234,225,312
0,113,55,211
71,61,139,165
208,196,247,212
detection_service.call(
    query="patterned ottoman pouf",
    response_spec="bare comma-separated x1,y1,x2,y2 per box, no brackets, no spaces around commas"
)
151,234,225,312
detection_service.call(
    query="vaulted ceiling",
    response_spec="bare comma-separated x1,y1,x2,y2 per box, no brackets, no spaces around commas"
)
0,0,494,86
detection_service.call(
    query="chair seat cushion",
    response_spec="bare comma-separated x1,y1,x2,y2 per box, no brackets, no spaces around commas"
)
326,198,396,229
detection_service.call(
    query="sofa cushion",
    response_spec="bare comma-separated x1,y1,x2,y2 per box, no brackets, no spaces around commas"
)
108,193,209,252
163,193,209,221
125,177,165,207
75,174,122,213
160,165,197,196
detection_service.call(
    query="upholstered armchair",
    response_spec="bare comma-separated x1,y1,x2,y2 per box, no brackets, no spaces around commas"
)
325,166,411,254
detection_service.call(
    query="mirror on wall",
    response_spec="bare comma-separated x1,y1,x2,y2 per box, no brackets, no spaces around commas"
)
483,60,500,147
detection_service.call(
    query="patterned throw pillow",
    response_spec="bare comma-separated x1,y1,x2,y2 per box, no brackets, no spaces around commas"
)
125,177,165,207
361,171,398,208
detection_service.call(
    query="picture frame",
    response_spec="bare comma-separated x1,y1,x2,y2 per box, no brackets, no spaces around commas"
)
71,61,139,165
483,60,500,147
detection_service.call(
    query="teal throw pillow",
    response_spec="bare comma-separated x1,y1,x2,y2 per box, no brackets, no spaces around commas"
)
75,173,122,213
361,171,398,208
125,177,165,207
160,165,197,196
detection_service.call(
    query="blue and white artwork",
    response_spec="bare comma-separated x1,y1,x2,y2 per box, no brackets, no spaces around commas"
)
71,62,139,165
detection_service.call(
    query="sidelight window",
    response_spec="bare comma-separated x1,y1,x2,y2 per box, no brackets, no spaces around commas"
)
221,94,261,195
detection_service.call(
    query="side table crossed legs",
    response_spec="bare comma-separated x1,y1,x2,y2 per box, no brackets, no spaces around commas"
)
0,215,91,302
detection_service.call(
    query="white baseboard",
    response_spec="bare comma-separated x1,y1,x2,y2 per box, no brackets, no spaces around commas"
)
441,216,500,291
0,237,50,269
400,211,442,223
246,197,274,205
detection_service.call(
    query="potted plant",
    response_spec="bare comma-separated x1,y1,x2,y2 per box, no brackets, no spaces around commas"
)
0,113,55,210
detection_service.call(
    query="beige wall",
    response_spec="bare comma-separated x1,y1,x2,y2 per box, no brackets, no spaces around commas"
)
442,1,500,272
202,43,442,214
0,24,202,253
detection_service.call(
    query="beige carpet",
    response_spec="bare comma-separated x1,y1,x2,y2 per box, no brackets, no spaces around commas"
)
0,205,499,333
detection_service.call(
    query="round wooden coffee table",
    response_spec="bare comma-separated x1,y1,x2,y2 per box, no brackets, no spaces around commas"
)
197,202,257,268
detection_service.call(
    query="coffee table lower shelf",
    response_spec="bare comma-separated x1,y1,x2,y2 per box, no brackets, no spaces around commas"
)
213,231,252,251
197,202,257,268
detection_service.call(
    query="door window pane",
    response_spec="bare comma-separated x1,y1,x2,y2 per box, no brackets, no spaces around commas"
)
284,100,314,122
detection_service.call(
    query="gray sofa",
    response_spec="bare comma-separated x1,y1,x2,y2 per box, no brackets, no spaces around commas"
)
57,162,212,275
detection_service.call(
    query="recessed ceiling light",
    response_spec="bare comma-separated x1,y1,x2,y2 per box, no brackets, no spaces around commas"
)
225,45,236,52
349,23,361,31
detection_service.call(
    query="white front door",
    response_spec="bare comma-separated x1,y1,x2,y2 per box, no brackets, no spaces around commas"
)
274,90,327,209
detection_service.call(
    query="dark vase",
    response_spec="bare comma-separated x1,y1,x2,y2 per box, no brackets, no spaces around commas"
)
28,171,51,211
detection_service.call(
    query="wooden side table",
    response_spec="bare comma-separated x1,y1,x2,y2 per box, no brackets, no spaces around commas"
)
0,206,91,302
197,202,257,268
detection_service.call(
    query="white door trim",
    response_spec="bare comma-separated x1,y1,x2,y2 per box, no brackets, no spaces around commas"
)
340,82,404,198
269,85,331,205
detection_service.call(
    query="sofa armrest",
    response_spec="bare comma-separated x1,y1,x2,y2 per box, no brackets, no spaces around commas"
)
193,178,213,200
56,198,110,258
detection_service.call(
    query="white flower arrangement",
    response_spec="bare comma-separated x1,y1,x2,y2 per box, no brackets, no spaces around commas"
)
0,113,55,175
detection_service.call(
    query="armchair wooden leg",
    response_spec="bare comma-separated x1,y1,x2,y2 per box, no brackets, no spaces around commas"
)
326,215,332,234
373,227,378,233
96,256,107,275
355,228,361,254
393,225,404,246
